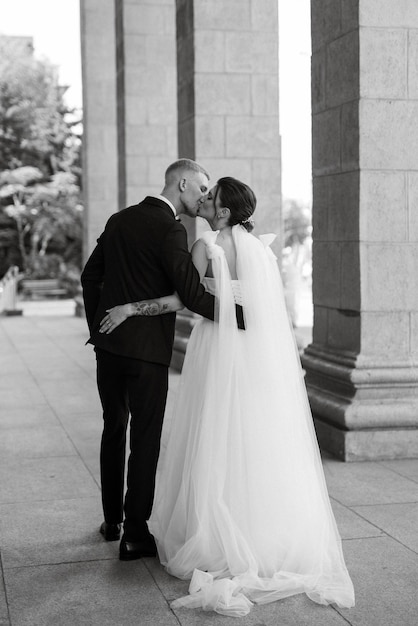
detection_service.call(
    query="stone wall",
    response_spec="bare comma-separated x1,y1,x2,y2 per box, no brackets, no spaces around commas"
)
181,0,282,243
121,0,177,205
304,0,418,461
81,0,177,256
171,0,281,369
80,0,119,254
81,0,280,250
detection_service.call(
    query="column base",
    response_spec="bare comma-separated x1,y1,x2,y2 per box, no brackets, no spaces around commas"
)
302,344,418,461
314,417,418,461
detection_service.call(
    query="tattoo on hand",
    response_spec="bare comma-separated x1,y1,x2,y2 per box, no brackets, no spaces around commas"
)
132,302,169,316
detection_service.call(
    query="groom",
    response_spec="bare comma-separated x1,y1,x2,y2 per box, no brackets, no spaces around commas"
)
81,159,216,560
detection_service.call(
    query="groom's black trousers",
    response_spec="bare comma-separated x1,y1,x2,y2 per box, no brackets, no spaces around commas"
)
95,348,168,542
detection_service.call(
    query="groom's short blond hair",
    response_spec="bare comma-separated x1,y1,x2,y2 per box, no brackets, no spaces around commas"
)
164,159,210,185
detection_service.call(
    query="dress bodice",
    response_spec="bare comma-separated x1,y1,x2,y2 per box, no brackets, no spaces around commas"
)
200,230,243,305
202,276,243,305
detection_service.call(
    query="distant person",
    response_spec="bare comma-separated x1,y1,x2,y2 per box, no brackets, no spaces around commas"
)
100,177,355,616
81,159,217,561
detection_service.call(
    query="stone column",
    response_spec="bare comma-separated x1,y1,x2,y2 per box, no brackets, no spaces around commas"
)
119,0,177,206
80,0,119,255
177,0,281,239
81,0,177,257
304,0,418,460
172,0,282,369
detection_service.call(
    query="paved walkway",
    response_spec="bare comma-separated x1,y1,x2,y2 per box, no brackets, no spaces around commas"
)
0,305,418,625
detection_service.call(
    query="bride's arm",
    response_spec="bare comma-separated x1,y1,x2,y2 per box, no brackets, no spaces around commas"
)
191,239,209,280
99,293,183,334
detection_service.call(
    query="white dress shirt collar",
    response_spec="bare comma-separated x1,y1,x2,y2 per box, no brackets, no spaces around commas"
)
153,194,177,217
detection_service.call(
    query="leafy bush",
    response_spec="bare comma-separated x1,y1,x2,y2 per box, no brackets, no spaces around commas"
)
0,41,83,284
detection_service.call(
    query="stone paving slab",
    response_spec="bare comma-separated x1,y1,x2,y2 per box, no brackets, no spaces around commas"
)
58,413,102,483
322,458,418,506
352,502,418,553
329,498,385,540
24,360,91,382
0,406,58,429
5,559,179,626
0,425,77,460
37,380,101,417
0,457,98,505
0,355,27,376
0,498,114,569
337,536,418,626
0,374,39,392
379,458,418,483
0,383,48,410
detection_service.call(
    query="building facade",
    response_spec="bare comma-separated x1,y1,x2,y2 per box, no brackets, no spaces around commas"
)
80,0,418,461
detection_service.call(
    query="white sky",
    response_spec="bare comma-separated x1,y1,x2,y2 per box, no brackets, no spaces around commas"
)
0,0,312,203
0,0,82,110
279,0,312,204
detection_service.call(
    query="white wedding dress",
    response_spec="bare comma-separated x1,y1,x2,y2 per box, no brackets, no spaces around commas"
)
148,226,355,617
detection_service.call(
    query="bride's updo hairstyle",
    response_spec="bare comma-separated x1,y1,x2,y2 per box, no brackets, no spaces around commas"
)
215,177,257,232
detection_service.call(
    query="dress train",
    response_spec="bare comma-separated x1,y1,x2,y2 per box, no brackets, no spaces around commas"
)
148,226,355,616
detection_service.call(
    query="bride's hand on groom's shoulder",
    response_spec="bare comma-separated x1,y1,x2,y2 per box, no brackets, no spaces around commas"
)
99,304,133,334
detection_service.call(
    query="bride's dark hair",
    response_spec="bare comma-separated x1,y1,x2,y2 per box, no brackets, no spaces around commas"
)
215,177,257,232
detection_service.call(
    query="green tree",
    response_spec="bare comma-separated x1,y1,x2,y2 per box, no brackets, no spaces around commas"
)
283,198,311,248
0,38,81,180
0,167,82,287
0,40,83,291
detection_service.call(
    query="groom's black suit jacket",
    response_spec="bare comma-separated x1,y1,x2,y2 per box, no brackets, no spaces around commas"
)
81,196,215,366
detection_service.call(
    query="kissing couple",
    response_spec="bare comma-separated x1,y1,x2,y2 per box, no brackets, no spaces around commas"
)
81,159,354,617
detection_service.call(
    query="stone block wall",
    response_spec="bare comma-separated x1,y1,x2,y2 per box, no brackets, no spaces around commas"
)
359,1,418,360
176,0,281,241
82,0,280,252
172,0,281,368
121,0,177,204
311,0,418,354
311,0,361,352
81,0,178,259
305,0,418,460
80,0,119,254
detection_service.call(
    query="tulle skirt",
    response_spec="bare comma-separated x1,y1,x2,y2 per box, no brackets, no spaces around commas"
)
148,314,355,617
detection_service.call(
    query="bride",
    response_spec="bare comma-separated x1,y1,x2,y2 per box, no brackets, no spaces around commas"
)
100,177,355,617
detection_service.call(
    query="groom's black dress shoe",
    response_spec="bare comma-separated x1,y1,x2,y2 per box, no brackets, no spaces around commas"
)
100,522,121,541
119,536,157,560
